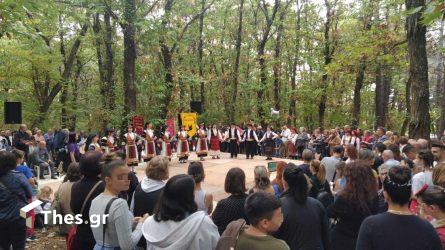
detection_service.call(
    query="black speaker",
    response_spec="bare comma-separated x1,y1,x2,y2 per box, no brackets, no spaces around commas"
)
190,101,203,114
4,102,22,124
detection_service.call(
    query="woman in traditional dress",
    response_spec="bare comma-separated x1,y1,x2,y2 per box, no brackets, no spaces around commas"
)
144,122,156,162
177,126,190,164
259,125,278,160
287,127,298,159
125,125,139,166
160,127,172,160
208,124,222,159
196,123,208,161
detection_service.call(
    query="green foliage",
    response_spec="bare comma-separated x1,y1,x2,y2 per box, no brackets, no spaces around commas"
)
0,0,441,133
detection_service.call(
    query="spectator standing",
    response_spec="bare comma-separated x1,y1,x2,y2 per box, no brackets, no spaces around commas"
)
327,162,378,250
70,152,105,249
142,174,219,249
90,159,146,250
275,165,330,250
212,167,249,235
0,151,32,250
188,161,213,214
233,192,288,250
53,163,81,236
356,167,441,250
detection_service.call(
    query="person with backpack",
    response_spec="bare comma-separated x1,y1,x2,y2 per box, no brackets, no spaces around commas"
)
0,151,32,250
90,159,147,250
218,192,288,250
274,164,330,250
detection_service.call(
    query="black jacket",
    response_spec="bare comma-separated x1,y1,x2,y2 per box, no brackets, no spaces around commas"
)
275,192,330,250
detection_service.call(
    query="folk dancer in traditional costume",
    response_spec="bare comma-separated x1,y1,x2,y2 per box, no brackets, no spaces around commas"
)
160,127,172,160
287,127,298,159
196,123,208,161
243,123,259,159
177,126,190,163
208,124,222,159
260,125,279,160
143,122,156,162
280,125,291,158
224,123,241,158
124,125,139,166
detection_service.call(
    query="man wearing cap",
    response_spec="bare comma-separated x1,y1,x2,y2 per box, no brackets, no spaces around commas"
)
243,123,259,159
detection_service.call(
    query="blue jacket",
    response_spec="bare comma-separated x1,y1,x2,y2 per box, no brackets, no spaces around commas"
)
0,171,32,224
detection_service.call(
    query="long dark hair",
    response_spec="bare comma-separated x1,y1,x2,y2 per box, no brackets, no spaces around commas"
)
68,132,77,144
154,174,197,222
283,163,308,204
84,133,98,152
340,161,378,213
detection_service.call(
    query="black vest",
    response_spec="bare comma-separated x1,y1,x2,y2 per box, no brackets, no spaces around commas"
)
229,129,237,140
133,183,164,247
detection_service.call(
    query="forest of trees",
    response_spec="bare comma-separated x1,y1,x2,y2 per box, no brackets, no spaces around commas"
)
0,0,444,139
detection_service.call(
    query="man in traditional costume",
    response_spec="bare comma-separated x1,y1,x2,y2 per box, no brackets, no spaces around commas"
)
208,124,222,159
124,125,139,166
143,122,156,162
243,123,259,159
259,125,279,160
196,123,208,161
224,123,241,158
177,126,190,163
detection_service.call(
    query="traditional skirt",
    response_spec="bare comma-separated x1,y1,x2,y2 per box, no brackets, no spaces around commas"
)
161,141,172,157
209,135,220,156
145,140,156,160
177,139,189,158
264,138,275,157
287,141,297,157
196,137,208,157
126,144,138,165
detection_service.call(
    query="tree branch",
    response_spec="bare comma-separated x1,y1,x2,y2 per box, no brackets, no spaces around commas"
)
170,0,216,53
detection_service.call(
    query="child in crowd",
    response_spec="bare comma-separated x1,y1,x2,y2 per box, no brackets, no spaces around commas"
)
35,186,53,232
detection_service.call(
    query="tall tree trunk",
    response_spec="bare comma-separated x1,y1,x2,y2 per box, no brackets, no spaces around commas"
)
123,0,137,120
257,43,267,123
198,0,205,113
68,58,82,130
104,12,115,111
374,65,391,129
256,0,280,125
436,21,445,138
288,1,302,126
351,61,365,128
406,0,431,139
272,1,291,113
401,76,411,135
318,0,333,128
230,0,244,123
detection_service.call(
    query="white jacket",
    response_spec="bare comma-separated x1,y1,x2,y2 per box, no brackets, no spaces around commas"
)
142,211,219,250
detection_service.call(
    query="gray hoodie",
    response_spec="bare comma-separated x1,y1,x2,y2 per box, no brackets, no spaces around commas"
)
142,211,220,250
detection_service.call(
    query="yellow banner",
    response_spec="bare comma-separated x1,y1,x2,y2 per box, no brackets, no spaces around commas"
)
180,113,198,138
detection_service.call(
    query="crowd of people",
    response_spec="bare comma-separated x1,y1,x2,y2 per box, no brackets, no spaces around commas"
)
1,122,445,250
